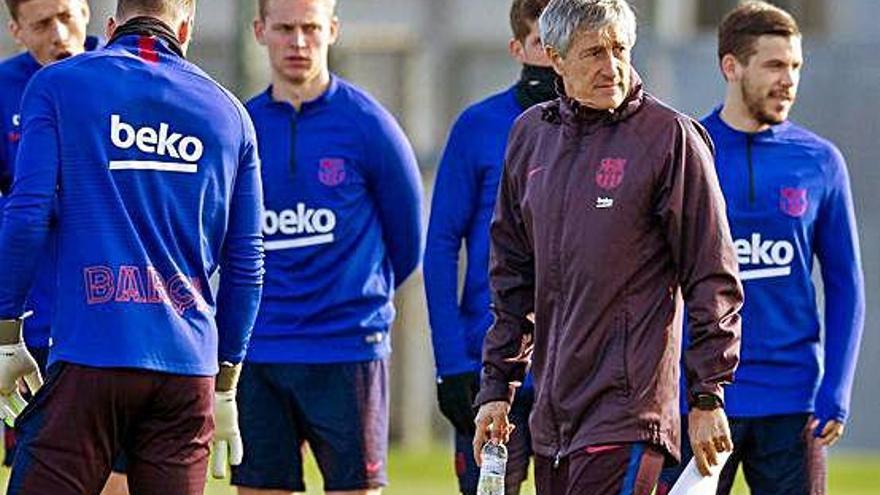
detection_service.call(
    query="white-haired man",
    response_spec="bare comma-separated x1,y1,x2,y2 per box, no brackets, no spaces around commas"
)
473,0,744,493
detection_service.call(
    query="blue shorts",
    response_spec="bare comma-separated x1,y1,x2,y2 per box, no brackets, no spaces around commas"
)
658,413,826,495
454,387,534,495
231,359,389,492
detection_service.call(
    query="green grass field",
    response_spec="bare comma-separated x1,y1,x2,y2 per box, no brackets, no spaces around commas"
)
2,444,878,494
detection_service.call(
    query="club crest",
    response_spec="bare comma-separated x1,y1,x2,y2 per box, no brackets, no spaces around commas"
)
318,158,346,187
595,158,626,190
779,187,808,217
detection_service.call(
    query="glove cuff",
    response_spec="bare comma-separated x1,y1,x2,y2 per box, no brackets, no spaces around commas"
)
216,362,242,392
0,314,28,345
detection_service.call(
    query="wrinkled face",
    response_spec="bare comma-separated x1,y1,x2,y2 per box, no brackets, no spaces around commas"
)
734,35,802,126
511,20,552,67
255,0,338,86
549,24,632,110
9,0,89,66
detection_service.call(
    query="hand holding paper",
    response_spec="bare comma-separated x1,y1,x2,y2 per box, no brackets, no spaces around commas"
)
669,450,732,495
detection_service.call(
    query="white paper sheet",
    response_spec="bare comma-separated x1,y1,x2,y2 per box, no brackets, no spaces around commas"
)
668,451,732,495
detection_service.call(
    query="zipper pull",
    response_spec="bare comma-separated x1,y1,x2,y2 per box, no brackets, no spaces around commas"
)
553,452,561,469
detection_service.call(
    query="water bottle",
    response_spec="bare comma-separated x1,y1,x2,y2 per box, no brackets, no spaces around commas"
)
477,441,507,495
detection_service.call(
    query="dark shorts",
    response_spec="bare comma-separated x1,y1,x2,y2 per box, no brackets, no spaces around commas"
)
26,345,49,377
535,442,664,495
454,388,534,495
4,347,129,473
657,413,826,495
7,362,214,495
231,358,389,492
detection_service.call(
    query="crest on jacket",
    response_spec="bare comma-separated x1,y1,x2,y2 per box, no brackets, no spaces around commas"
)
779,187,808,217
595,158,626,190
318,158,346,186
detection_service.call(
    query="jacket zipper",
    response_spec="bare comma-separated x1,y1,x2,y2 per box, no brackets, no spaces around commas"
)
289,112,298,177
746,135,755,206
548,146,579,467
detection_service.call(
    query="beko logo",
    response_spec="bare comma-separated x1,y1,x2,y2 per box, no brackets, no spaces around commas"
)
734,233,794,281
262,203,337,251
109,114,204,173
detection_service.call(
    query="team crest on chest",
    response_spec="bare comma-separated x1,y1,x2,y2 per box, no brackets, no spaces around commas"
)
779,187,808,217
318,158,346,187
595,157,626,190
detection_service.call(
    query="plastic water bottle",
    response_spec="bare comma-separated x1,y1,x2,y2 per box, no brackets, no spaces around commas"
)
477,442,507,495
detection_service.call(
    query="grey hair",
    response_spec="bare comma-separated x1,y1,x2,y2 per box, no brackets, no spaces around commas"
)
539,0,637,58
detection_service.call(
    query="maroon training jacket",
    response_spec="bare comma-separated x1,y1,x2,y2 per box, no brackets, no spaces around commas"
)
475,73,743,462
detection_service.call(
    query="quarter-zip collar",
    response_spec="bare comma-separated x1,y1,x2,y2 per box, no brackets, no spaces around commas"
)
261,74,340,114
708,106,791,142
255,75,339,177
706,107,792,206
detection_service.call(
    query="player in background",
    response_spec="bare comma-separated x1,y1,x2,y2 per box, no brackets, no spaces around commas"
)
0,0,96,464
423,1,553,494
658,2,865,494
0,0,264,492
231,1,423,494
0,3,132,493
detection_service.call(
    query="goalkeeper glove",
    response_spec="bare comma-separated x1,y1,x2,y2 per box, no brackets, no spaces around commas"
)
211,362,243,479
0,313,43,427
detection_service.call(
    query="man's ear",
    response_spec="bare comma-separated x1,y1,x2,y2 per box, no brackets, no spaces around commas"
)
328,15,340,45
8,19,22,46
80,0,91,25
546,46,564,77
177,16,194,46
253,17,267,46
105,17,117,40
721,53,741,83
509,38,525,64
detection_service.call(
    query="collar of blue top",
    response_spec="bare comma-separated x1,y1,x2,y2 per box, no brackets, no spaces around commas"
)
107,16,184,58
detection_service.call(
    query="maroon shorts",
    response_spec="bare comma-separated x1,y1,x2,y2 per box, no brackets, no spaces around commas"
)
7,362,214,495
535,443,664,495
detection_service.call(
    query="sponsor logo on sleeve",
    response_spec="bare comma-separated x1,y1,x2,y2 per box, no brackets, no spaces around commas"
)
109,114,204,173
734,233,795,281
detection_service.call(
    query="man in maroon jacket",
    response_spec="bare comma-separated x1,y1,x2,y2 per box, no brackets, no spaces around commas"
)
472,1,744,493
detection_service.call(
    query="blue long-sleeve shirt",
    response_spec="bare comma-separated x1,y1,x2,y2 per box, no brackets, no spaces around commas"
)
0,35,264,375
0,36,100,349
244,76,423,364
702,108,865,424
424,87,523,377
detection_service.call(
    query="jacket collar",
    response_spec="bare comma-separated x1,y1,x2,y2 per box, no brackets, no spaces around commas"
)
559,68,644,131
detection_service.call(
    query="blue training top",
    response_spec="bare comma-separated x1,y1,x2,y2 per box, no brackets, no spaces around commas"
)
0,34,264,375
424,87,525,378
244,76,423,364
701,108,864,425
0,36,101,349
